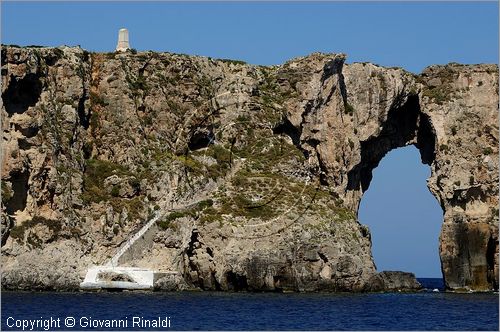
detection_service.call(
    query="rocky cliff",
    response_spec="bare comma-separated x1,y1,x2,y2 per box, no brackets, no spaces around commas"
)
1,45,498,291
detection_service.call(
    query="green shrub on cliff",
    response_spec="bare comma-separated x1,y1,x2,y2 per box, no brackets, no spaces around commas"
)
111,185,120,197
109,196,143,220
219,58,247,65
10,216,61,242
344,103,355,115
157,199,215,229
81,158,130,204
483,147,493,155
1,180,13,204
440,144,449,152
422,87,450,105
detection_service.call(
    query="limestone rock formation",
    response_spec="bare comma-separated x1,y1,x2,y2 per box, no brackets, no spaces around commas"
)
1,45,498,292
364,271,422,292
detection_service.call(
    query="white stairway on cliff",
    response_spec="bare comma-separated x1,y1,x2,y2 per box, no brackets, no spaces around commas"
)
80,212,170,290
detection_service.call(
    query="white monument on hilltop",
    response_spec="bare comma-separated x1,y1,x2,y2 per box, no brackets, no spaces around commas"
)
116,28,130,52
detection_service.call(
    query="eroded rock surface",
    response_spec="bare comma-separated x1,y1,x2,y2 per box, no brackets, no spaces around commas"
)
1,46,498,291
364,271,422,292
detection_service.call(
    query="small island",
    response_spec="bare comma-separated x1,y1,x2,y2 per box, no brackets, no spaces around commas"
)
1,34,498,293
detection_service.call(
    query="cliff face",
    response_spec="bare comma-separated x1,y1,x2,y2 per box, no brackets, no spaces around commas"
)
1,46,498,291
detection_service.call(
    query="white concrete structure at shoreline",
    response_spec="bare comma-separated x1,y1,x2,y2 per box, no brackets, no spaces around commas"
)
80,266,180,290
80,266,155,290
80,213,166,290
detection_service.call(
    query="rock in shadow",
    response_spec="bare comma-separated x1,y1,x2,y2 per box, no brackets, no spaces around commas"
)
364,271,422,292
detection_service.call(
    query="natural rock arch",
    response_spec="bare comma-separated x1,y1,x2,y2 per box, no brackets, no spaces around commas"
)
291,59,498,291
343,88,497,291
342,84,498,291
344,93,444,278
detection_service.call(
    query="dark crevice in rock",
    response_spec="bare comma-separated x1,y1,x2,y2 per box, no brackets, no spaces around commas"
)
187,229,199,252
466,186,487,203
184,229,203,288
5,170,30,215
211,271,222,291
2,73,43,115
321,83,336,107
321,58,344,84
298,100,315,141
318,252,329,263
297,119,329,184
486,235,498,289
416,112,436,165
315,149,330,186
13,124,39,138
138,61,151,80
339,72,348,107
360,225,371,239
44,53,60,67
77,88,90,129
273,118,301,147
17,138,33,150
1,214,13,246
1,48,7,66
226,271,248,291
323,58,348,119
272,264,296,292
305,138,320,148
32,166,55,209
272,276,284,292
451,186,487,212
188,128,214,151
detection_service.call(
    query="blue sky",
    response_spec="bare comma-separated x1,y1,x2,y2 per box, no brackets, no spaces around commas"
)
2,1,498,72
358,146,442,277
2,1,498,277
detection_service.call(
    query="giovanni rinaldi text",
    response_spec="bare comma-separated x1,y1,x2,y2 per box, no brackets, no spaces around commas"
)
6,316,172,330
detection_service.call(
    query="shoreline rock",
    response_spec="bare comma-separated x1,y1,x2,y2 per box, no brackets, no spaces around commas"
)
363,271,423,292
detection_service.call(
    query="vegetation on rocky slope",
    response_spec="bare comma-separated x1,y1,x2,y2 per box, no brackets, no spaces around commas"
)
1,46,498,292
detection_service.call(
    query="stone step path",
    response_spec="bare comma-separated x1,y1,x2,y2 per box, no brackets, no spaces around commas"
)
108,213,161,267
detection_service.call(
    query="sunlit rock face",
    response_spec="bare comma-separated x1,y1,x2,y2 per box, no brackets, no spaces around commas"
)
1,45,498,291
341,62,499,291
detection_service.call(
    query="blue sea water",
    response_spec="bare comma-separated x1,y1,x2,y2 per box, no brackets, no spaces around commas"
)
1,279,498,331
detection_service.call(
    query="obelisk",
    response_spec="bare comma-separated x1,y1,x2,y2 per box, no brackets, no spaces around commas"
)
115,28,130,52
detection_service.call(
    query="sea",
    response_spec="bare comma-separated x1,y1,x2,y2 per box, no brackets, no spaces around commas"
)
1,279,498,331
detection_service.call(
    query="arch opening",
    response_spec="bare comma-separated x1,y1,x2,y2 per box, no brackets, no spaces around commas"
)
358,146,443,278
345,91,445,281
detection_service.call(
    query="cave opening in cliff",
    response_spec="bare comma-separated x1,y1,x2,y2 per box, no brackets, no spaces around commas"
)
358,145,443,277
2,73,43,115
188,128,215,151
5,170,30,215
